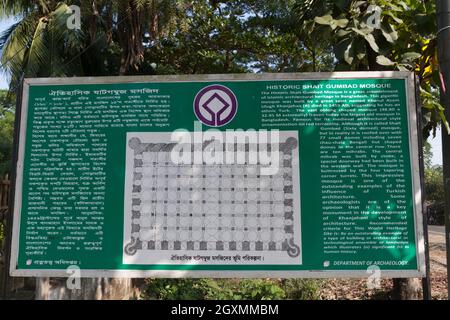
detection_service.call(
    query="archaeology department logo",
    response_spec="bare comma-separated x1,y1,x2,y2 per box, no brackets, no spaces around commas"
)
193,84,238,127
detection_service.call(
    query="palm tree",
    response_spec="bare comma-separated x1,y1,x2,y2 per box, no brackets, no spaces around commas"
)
0,1,85,90
0,0,184,90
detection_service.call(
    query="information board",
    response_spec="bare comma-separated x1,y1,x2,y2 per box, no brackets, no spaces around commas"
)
10,72,425,278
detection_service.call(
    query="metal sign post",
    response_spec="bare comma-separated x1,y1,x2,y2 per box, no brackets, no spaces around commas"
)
436,0,450,300
415,76,432,300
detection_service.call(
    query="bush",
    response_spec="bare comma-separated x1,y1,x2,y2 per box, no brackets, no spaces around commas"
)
283,279,323,300
425,165,444,202
141,279,211,300
205,279,286,300
141,278,322,300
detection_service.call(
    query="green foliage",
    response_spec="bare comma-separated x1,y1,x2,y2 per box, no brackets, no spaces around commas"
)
282,279,323,300
141,278,321,300
425,165,444,203
0,2,85,90
0,0,334,85
294,0,446,138
0,1,445,135
0,90,15,175
205,279,286,300
423,140,432,169
142,279,211,300
423,141,444,203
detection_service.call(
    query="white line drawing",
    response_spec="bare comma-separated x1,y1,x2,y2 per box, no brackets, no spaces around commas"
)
123,131,302,265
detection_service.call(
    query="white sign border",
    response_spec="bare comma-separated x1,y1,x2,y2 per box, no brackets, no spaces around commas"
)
10,71,425,278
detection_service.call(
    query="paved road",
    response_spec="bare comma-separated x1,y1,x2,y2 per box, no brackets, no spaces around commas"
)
428,225,445,235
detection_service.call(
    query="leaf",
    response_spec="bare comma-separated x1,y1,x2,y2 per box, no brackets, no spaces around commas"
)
438,109,450,134
376,55,395,66
386,12,403,24
423,64,433,78
422,111,431,123
380,21,398,43
401,52,421,63
25,18,49,77
398,1,409,10
364,33,379,52
344,40,355,64
386,2,403,12
396,64,410,71
351,27,372,36
352,1,367,9
335,18,349,28
335,38,353,61
337,29,352,37
354,39,366,60
314,15,334,25
329,21,338,30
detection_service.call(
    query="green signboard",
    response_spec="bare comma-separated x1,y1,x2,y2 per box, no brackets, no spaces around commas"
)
10,72,425,277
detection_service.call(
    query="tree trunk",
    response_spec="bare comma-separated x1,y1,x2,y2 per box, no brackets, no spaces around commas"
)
35,277,142,300
392,278,421,300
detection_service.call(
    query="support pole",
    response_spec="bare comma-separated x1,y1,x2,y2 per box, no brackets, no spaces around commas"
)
436,0,450,300
415,76,432,300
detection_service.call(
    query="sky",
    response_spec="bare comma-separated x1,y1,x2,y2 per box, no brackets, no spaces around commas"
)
0,16,16,88
0,17,444,165
431,127,443,166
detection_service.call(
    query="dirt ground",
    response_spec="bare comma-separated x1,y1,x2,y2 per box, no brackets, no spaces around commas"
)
428,232,448,300
319,230,448,300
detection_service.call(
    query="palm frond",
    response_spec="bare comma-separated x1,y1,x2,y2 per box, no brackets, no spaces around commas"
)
0,21,20,50
51,3,85,52
0,13,38,87
23,17,49,77
0,0,36,17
